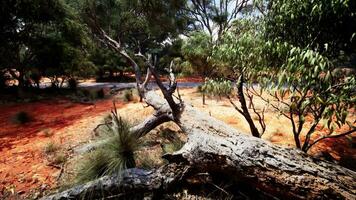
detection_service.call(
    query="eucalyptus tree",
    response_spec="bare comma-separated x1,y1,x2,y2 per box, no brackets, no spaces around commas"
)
253,45,356,152
79,0,189,84
182,1,256,104
0,0,65,87
181,31,215,104
0,0,95,89
211,18,272,138
264,0,356,58
253,0,356,151
185,0,251,40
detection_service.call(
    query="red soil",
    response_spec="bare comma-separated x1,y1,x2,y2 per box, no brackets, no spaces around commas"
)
176,76,203,83
0,98,120,198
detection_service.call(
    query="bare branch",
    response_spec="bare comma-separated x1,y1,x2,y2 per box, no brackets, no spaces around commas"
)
246,88,267,135
228,96,244,115
305,128,356,152
142,67,152,89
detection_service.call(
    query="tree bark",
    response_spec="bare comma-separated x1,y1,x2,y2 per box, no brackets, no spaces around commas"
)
236,75,260,137
45,93,356,200
67,21,356,200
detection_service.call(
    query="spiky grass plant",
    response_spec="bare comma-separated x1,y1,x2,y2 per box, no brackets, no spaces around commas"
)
76,103,139,183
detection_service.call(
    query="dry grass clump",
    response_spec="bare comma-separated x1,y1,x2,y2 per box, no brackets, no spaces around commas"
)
43,141,59,154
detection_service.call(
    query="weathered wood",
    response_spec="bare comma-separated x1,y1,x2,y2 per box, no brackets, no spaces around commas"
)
171,131,356,199
48,97,356,199
62,19,356,199
42,164,188,200
175,102,356,199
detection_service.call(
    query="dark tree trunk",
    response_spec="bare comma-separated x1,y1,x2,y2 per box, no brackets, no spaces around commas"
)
236,74,260,137
202,92,206,105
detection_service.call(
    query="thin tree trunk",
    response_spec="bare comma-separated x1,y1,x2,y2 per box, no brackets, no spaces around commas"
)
237,74,260,137
202,92,206,105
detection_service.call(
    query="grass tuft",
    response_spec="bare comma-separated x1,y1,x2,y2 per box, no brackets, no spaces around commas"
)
52,153,67,165
75,114,139,184
44,142,59,154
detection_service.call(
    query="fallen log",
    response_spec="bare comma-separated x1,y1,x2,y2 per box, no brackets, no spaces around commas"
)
44,100,356,200
46,23,356,200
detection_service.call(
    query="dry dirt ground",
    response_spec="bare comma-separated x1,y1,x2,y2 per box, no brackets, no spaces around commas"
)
0,88,355,199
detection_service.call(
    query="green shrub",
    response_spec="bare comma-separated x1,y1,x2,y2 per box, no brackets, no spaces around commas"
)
201,79,233,97
76,114,139,183
80,89,91,98
44,142,59,154
96,88,105,99
123,89,133,102
52,153,67,165
11,111,32,124
76,89,105,101
68,78,77,90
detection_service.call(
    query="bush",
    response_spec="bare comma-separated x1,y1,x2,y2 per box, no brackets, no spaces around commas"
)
11,111,32,124
52,153,67,165
75,89,100,101
96,88,105,99
76,149,110,183
76,114,139,183
44,142,59,154
68,78,77,90
123,89,133,102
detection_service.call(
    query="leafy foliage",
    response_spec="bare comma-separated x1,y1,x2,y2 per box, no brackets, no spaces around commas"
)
185,0,252,39
213,18,274,80
0,0,95,88
265,0,356,57
182,31,214,77
201,79,233,98
264,46,356,151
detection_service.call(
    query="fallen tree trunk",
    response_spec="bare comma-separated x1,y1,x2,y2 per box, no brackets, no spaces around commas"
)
49,21,355,199
44,95,356,200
